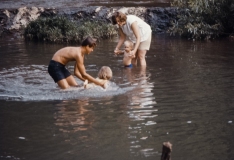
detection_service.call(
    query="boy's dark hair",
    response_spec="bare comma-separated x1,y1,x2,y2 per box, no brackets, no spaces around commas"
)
111,11,127,25
81,36,97,48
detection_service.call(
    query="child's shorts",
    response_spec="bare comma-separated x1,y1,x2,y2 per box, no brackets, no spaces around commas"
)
48,60,71,83
124,64,133,68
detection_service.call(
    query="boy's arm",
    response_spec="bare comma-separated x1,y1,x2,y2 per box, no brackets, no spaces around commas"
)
74,62,86,81
75,56,106,88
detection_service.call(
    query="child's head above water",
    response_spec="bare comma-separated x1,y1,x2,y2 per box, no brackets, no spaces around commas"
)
124,40,134,52
98,66,113,80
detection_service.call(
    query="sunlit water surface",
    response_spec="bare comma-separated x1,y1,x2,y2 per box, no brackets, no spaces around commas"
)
0,35,234,160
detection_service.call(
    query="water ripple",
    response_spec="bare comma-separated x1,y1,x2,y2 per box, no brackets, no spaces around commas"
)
0,65,128,101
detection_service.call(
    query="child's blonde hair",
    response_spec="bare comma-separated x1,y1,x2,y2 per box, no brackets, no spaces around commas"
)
124,40,134,49
98,66,112,80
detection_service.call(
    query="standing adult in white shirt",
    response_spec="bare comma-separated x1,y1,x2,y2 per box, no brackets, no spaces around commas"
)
111,11,152,66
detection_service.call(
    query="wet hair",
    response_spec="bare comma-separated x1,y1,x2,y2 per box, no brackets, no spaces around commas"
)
98,66,113,80
124,40,134,49
111,11,127,25
81,36,97,48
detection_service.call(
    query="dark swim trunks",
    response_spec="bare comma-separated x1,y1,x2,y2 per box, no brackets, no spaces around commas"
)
48,60,71,83
124,64,133,68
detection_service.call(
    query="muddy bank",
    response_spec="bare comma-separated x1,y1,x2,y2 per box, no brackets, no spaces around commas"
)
0,6,178,37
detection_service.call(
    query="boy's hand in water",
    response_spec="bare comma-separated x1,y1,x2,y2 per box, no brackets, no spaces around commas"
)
83,80,88,89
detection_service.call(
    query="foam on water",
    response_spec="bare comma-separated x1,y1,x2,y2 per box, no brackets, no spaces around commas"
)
0,65,131,101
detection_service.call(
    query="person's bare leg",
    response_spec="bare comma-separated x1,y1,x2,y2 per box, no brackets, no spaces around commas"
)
131,57,137,66
131,51,138,66
66,75,78,87
57,79,70,89
137,49,147,66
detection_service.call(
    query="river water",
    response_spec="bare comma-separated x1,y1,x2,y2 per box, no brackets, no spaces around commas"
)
0,0,171,9
0,34,234,160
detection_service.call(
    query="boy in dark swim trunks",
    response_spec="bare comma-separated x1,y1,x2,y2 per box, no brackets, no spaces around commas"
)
48,37,106,89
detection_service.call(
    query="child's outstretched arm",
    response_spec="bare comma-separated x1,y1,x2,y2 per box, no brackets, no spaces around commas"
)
118,50,124,54
114,50,124,56
83,79,108,89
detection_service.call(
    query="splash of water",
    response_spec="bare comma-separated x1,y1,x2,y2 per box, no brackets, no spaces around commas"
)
0,65,129,101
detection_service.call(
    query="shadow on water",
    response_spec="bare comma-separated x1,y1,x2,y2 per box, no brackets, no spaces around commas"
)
0,35,234,160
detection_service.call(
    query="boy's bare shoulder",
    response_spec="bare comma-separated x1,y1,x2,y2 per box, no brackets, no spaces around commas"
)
54,46,82,61
55,46,73,54
63,46,79,52
62,47,81,57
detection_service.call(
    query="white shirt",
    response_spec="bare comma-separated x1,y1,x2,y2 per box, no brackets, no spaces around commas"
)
121,15,152,43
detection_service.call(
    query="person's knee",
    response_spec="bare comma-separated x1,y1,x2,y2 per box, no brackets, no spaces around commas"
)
137,50,147,59
59,83,70,89
66,75,78,86
138,53,146,60
57,79,70,89
138,54,145,60
137,50,147,66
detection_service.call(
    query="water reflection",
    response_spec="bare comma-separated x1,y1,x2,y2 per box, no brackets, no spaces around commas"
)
0,65,126,101
54,99,92,133
122,66,159,157
51,66,159,157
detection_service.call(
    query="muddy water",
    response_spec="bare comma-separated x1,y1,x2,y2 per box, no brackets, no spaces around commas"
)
0,35,234,160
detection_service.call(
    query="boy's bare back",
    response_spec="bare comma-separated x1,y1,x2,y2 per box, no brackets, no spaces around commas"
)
52,47,83,65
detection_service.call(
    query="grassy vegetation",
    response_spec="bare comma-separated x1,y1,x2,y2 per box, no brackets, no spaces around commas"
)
168,0,234,40
24,16,118,43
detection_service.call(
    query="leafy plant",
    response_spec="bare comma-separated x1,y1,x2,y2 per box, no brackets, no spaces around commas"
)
168,0,234,40
24,16,118,43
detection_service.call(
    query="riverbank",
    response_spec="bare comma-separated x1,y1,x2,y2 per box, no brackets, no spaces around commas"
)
0,6,178,38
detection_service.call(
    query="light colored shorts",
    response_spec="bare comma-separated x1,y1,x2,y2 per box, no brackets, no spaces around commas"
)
138,33,152,51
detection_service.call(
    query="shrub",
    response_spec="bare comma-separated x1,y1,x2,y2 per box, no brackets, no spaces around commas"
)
168,0,234,40
77,18,117,40
24,16,118,43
